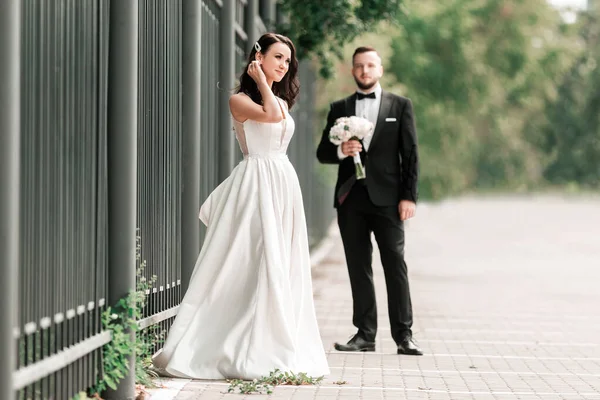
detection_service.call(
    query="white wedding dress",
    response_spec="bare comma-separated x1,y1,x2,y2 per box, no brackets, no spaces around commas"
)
152,98,330,380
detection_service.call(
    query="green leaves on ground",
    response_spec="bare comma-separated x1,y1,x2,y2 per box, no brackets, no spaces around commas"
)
227,369,324,395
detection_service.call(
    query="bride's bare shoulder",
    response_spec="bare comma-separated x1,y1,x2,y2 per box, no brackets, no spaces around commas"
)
229,93,254,121
229,92,250,104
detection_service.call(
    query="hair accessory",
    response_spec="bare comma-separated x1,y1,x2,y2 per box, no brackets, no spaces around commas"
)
254,42,261,52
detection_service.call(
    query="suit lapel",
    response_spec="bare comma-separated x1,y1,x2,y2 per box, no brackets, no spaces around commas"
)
369,91,393,150
345,94,357,117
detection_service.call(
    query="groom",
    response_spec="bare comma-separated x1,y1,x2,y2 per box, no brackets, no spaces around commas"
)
316,46,422,355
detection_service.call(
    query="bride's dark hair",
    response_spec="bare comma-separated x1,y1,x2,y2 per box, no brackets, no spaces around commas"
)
237,33,300,109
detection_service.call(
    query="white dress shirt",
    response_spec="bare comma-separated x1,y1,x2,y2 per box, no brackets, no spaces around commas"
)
337,83,382,159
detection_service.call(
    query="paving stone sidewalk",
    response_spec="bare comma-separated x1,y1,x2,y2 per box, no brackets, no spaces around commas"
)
154,195,600,400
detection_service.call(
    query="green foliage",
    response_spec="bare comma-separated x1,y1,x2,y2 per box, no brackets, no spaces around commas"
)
228,379,274,395
94,300,136,393
390,1,476,107
135,325,164,388
385,0,585,199
311,0,597,199
529,9,600,187
227,369,324,395
277,0,404,78
72,392,101,400
88,234,163,397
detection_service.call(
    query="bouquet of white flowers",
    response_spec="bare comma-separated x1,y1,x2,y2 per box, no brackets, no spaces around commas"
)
329,116,374,179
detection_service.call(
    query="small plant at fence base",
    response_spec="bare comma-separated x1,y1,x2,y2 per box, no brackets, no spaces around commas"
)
73,392,103,400
227,369,324,395
88,234,164,397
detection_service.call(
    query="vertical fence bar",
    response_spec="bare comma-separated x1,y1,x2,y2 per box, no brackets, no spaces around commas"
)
106,0,139,398
259,0,275,30
245,0,257,49
181,0,202,292
218,0,235,181
0,1,21,398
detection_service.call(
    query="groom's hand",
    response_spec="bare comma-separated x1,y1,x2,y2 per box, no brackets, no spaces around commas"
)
398,200,416,221
341,140,362,156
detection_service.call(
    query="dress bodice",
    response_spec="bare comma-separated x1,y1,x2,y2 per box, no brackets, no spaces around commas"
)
232,99,295,158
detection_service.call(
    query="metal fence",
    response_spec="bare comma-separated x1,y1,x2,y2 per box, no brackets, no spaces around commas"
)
200,0,223,245
136,0,184,350
289,65,336,247
1,0,335,399
15,1,110,399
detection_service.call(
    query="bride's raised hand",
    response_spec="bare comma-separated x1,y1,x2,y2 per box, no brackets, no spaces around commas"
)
247,60,267,85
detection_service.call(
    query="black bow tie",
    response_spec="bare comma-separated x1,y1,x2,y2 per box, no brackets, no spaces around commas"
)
356,92,376,100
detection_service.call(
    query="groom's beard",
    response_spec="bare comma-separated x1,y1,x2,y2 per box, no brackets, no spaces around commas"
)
354,77,377,91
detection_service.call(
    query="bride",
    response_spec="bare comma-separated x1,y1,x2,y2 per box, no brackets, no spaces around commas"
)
152,33,330,380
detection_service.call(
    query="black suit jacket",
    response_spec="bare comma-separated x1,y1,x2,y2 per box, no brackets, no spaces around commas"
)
316,90,419,208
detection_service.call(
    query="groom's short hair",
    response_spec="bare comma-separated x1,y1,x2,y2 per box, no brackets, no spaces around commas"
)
352,46,379,63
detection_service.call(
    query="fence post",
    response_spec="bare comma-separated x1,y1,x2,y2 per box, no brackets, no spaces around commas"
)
246,0,258,50
0,1,20,398
260,0,276,29
218,0,236,182
181,0,202,292
105,0,138,399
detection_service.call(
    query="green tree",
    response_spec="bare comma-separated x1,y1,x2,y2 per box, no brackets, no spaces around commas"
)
278,0,404,77
530,8,600,187
387,0,582,199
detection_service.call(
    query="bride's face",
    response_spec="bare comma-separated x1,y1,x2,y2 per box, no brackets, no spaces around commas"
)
257,42,292,83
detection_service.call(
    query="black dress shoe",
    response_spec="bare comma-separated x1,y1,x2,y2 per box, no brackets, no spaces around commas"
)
397,337,423,355
334,334,376,352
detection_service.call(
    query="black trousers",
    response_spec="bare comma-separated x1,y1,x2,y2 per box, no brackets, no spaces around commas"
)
337,182,413,344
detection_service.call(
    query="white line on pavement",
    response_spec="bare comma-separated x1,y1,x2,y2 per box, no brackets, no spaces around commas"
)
327,351,600,360
189,381,600,397
315,312,600,321
415,339,599,346
422,353,600,361
418,328,588,335
328,366,600,377
356,337,600,347
318,325,596,336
